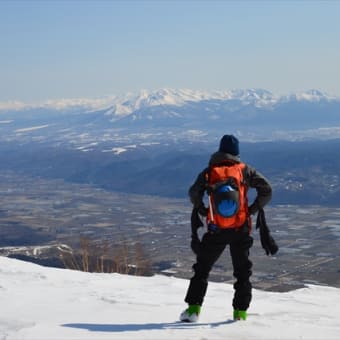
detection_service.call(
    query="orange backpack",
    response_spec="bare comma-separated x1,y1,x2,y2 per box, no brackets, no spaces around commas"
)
206,161,249,229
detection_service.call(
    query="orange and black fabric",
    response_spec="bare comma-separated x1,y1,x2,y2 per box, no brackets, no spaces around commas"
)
206,161,249,229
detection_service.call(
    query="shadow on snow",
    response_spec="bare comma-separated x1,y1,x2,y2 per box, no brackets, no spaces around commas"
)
62,320,235,332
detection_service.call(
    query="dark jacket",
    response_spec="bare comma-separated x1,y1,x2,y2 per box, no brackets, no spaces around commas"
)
188,151,272,216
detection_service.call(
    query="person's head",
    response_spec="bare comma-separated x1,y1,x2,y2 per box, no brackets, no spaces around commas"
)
218,134,239,156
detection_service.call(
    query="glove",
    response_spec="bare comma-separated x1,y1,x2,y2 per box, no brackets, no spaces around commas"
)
256,208,279,256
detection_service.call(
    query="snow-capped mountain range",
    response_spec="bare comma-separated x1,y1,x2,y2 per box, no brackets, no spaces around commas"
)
1,88,336,115
104,88,279,117
1,88,340,150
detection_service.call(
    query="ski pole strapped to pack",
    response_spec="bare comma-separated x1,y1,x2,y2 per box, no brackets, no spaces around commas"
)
206,161,249,229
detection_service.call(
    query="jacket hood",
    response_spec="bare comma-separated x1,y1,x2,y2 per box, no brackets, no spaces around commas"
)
209,151,241,166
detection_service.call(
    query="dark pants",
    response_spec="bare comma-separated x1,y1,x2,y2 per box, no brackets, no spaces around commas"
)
184,227,253,311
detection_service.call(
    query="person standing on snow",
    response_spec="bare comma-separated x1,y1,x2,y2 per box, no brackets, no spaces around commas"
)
180,134,272,322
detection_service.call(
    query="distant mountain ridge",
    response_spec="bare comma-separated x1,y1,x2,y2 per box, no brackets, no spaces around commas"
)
1,87,340,149
105,88,279,118
1,88,338,115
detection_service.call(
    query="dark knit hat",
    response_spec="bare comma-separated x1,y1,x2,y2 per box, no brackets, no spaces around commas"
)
218,135,239,155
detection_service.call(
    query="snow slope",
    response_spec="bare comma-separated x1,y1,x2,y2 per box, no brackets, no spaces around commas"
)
1,256,339,340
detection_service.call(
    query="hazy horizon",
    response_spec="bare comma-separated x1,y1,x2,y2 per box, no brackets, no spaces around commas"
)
1,1,340,102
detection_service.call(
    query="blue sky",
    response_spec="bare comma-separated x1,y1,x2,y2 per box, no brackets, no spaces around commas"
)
1,0,340,102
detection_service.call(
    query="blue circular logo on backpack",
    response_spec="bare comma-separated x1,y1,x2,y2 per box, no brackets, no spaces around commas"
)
217,200,238,217
217,185,238,217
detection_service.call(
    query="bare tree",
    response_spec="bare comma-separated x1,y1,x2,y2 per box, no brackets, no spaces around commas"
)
59,235,153,276
80,236,90,272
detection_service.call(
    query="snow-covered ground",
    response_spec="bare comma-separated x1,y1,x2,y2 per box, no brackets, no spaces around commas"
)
1,256,339,340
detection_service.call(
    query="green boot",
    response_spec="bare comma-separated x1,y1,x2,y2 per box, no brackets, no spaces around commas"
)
180,304,201,322
233,309,247,321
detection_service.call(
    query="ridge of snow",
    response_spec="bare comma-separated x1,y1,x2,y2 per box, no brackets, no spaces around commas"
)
15,125,50,133
1,256,340,340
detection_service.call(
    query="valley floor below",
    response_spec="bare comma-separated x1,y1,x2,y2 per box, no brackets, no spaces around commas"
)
1,172,339,292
